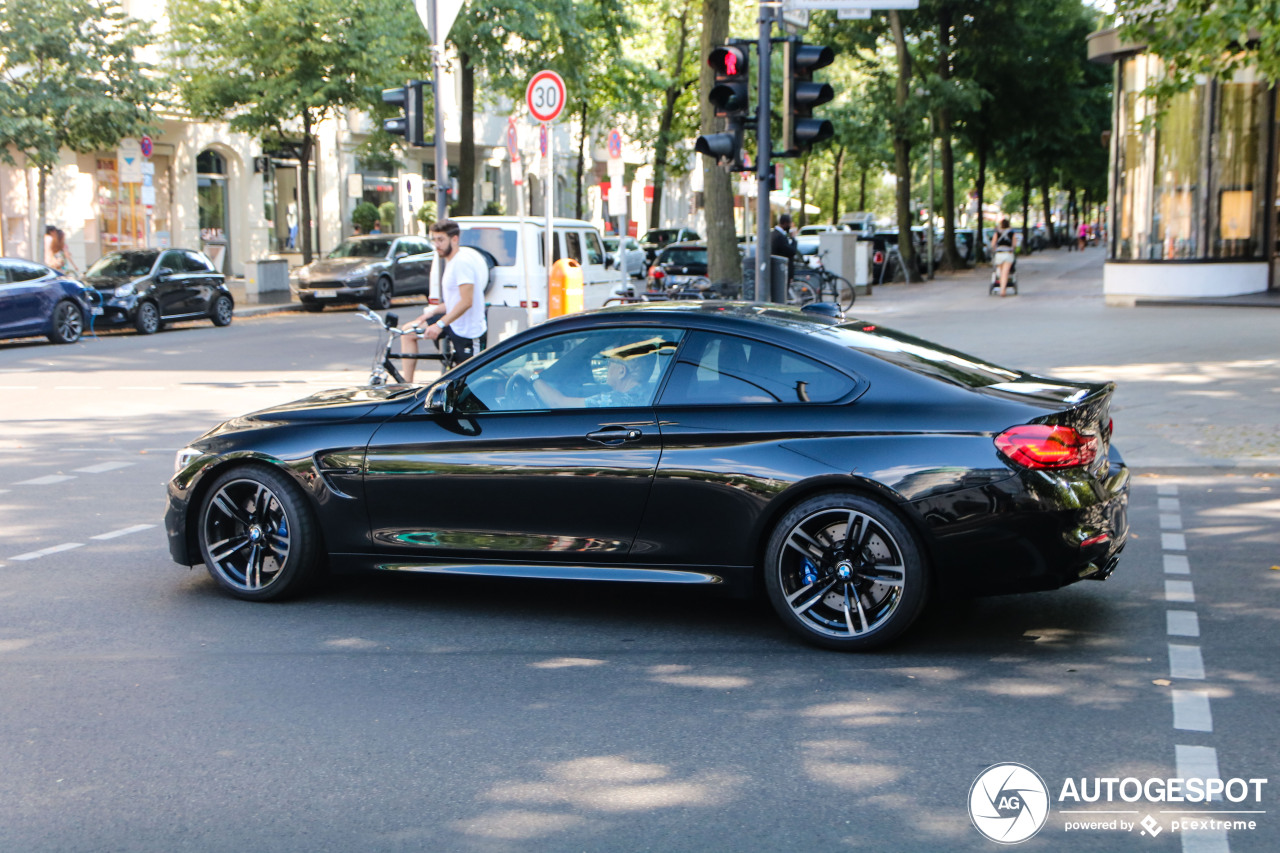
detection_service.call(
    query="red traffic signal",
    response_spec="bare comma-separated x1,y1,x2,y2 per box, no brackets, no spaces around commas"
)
707,44,750,118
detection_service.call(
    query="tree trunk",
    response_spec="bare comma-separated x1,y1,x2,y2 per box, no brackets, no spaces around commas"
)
699,0,738,285
299,115,315,265
859,167,866,211
576,100,587,221
889,11,915,279
975,141,988,263
1040,177,1053,247
458,52,476,216
831,146,844,227
1021,174,1031,249
937,6,963,269
651,2,692,231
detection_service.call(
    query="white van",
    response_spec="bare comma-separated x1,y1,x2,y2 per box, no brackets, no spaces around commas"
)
453,216,613,343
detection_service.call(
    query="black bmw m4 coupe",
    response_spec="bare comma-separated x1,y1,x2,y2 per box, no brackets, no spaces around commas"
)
166,302,1128,650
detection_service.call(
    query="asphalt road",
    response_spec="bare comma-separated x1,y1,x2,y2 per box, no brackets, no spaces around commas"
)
0,286,1275,852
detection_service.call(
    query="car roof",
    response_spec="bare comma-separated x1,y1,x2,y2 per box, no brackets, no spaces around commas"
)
552,301,841,337
452,216,597,228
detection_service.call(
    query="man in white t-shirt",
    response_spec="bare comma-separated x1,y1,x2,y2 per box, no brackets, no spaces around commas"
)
400,219,488,381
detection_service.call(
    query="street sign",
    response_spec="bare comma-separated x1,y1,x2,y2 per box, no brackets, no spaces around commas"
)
506,117,521,163
118,138,142,183
539,123,548,157
140,135,153,158
607,129,623,160
414,0,465,44
526,70,566,123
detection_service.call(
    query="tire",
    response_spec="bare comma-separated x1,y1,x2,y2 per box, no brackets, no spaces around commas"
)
134,300,161,335
209,294,234,326
46,299,84,344
301,300,325,313
824,274,855,311
370,277,393,311
788,281,817,306
763,492,929,650
196,464,323,601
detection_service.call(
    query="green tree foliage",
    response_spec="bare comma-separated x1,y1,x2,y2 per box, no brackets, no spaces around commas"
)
167,0,427,262
0,0,159,232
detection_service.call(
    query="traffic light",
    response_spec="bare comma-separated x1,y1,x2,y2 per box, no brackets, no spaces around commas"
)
382,81,426,147
781,39,835,156
695,43,751,170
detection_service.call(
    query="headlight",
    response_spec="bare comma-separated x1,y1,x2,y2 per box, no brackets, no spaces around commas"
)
297,267,311,282
344,268,371,284
113,282,136,297
174,446,203,474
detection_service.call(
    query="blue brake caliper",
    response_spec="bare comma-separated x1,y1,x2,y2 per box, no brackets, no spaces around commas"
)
802,556,819,587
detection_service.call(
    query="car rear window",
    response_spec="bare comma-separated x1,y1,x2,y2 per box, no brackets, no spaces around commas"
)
461,227,518,266
660,248,706,266
824,322,1019,388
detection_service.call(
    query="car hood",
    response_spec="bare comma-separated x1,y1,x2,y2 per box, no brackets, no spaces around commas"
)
199,385,420,442
307,257,382,275
84,273,144,290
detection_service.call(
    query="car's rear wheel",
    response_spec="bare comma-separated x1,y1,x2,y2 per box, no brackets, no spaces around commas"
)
47,299,84,344
209,294,234,326
764,492,928,650
197,465,322,601
134,300,161,334
370,277,393,311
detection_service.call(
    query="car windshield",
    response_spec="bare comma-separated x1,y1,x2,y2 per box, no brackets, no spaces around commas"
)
660,248,706,266
326,239,390,259
824,322,1020,388
644,230,679,245
86,251,157,278
603,238,619,251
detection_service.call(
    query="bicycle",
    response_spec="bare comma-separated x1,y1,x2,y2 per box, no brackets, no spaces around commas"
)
354,303,454,385
788,262,856,312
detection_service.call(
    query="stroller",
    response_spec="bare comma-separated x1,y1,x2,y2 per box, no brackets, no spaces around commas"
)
990,256,1018,295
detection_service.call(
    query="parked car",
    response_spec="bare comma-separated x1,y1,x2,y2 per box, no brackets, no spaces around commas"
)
293,234,433,312
646,241,708,291
798,224,839,236
640,227,700,264
83,248,232,335
0,257,99,344
603,236,646,278
166,302,1129,651
795,234,823,268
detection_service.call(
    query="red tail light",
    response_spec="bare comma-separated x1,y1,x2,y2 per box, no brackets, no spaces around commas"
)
995,424,1098,469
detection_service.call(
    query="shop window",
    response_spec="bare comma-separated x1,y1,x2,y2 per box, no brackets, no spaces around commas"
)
1210,68,1267,259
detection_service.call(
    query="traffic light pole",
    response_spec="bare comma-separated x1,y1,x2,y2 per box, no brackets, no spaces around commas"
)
428,0,448,218
754,3,773,304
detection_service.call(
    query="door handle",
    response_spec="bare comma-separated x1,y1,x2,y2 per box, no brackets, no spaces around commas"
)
586,427,643,445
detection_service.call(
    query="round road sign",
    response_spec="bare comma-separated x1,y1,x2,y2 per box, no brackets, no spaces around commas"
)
526,70,566,123
140,135,153,158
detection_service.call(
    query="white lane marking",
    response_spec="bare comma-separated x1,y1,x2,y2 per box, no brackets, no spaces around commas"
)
91,524,156,540
119,386,166,391
1160,513,1183,530
1180,830,1231,853
1166,580,1196,603
53,386,102,390
1158,483,1179,496
13,474,75,486
1159,497,1182,512
1172,690,1214,732
1164,554,1191,574
1167,611,1200,637
73,461,134,474
1162,533,1187,551
9,542,84,561
1169,644,1206,679
1175,745,1222,798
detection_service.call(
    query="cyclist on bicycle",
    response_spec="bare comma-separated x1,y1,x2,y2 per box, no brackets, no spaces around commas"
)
400,219,488,381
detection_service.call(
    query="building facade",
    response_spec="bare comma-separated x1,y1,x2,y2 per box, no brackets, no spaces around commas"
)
1088,28,1279,304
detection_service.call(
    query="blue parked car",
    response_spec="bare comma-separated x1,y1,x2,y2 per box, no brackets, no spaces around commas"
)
0,257,99,344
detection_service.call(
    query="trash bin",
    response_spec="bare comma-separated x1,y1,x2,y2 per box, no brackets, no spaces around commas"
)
549,258,583,317
245,258,289,296
741,247,789,303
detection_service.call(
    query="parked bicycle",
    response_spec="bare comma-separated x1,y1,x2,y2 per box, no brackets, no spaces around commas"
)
354,303,454,385
788,263,855,312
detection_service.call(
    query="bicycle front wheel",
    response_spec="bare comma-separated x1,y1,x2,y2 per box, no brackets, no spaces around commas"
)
828,274,856,311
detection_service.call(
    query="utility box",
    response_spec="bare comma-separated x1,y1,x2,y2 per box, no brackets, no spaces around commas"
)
245,258,289,296
818,231,872,297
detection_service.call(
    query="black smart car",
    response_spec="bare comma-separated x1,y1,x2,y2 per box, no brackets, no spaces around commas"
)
166,302,1128,651
84,248,233,335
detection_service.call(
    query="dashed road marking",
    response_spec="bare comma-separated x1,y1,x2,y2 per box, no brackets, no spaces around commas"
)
9,542,84,561
12,474,75,486
1167,610,1200,637
1164,554,1191,574
1168,644,1206,679
1162,532,1187,550
1159,497,1182,512
1165,580,1196,603
1160,513,1183,530
90,524,155,540
1172,689,1214,732
73,461,134,474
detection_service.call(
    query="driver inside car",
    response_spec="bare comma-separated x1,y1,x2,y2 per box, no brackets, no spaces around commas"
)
532,338,663,408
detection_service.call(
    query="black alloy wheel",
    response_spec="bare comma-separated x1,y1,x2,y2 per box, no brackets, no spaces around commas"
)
134,300,161,335
47,300,84,344
210,294,234,326
764,492,928,650
370,277,393,311
197,465,322,601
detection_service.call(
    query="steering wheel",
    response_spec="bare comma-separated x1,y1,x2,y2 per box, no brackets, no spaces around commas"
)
504,373,543,408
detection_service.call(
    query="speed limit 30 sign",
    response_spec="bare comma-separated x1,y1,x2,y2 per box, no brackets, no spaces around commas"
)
526,70,566,123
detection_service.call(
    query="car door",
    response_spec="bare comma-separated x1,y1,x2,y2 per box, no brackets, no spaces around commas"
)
152,251,189,317
0,261,47,338
180,250,222,314
362,325,683,564
390,238,428,296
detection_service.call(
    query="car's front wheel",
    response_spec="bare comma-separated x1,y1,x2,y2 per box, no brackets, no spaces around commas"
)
47,299,84,344
764,492,928,651
134,300,161,335
300,299,325,313
370,277,393,311
197,465,323,601
210,294,234,326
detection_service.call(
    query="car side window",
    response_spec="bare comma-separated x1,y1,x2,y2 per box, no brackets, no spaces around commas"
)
564,231,582,263
584,232,605,265
658,332,855,406
158,251,184,274
452,327,684,414
183,251,214,273
7,261,49,282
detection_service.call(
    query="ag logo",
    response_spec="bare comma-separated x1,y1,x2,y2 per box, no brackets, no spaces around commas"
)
969,763,1050,844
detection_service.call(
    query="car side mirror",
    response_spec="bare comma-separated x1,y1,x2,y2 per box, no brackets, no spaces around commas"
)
603,255,614,269
425,379,458,414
